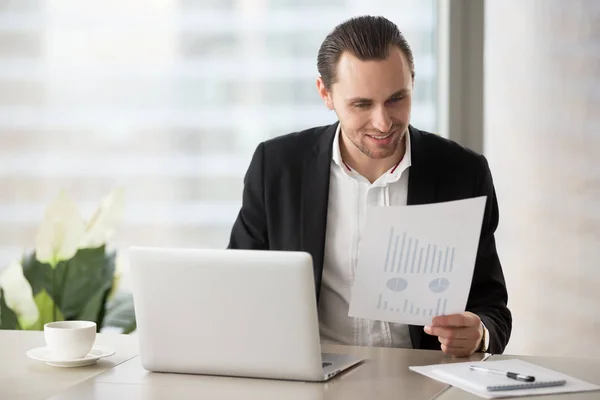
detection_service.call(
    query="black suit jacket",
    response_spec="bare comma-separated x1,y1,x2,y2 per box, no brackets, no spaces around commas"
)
228,122,512,354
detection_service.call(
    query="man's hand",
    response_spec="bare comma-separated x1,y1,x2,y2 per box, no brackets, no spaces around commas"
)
423,312,483,357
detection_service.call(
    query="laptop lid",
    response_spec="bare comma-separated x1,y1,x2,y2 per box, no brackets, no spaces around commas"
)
128,246,325,381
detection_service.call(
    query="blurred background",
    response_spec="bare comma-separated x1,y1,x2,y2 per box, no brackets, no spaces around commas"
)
0,0,598,359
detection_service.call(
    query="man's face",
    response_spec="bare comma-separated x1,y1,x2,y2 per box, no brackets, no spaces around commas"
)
318,46,413,160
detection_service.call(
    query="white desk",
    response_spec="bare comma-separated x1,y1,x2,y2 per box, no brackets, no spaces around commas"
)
3,330,600,400
0,330,139,400
47,345,484,399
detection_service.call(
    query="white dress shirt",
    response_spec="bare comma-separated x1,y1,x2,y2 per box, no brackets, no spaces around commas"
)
318,124,413,348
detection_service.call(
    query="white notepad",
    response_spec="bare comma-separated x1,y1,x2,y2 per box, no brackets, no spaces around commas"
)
410,359,600,399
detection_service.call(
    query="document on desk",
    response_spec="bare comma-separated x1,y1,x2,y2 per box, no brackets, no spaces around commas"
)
348,196,486,326
409,359,600,398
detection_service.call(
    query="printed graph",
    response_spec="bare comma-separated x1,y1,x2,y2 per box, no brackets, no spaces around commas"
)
349,196,486,324
385,277,451,294
383,228,456,274
429,278,450,293
377,294,448,317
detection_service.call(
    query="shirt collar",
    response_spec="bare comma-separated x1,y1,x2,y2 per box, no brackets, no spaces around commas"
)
331,123,346,171
331,123,412,183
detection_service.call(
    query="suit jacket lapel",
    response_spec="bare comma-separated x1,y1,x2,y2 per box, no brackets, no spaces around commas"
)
407,126,435,206
406,125,437,348
300,123,337,301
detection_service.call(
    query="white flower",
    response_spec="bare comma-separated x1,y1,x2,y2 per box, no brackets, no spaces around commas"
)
35,190,85,267
0,262,39,328
79,188,125,249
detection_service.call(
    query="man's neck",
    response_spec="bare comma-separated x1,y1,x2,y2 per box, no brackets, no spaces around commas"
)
339,132,406,184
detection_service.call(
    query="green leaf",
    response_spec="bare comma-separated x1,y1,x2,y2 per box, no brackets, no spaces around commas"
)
29,289,64,330
21,247,116,327
103,291,136,334
0,288,21,330
21,251,53,297
78,287,109,331
55,246,115,323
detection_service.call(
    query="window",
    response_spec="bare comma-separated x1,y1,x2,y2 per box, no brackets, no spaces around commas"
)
0,0,438,274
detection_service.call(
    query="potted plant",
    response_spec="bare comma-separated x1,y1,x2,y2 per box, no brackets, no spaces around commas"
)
0,189,136,333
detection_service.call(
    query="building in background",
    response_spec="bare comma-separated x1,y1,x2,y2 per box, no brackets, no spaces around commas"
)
0,0,438,270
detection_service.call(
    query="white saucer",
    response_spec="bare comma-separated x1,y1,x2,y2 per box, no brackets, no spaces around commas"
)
26,345,115,367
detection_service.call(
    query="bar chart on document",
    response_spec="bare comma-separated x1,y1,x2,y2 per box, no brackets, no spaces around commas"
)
348,196,487,326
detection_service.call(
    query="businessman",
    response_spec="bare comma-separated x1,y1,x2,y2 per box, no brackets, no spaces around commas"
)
228,15,511,356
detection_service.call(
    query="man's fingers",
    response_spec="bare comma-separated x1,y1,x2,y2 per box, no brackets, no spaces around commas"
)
432,312,478,327
424,326,479,340
432,313,468,327
438,336,471,348
425,313,483,357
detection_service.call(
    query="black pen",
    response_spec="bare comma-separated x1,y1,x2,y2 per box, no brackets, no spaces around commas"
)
469,365,535,382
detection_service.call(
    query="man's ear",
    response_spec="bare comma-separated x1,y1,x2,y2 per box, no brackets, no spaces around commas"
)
316,77,334,110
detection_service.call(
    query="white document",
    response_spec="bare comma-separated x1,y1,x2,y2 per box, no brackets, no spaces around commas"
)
409,359,600,399
348,196,487,326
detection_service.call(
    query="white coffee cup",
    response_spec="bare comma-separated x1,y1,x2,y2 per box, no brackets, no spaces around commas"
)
44,321,97,360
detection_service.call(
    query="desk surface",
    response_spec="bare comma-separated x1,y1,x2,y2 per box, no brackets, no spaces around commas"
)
65,344,493,400
0,330,139,400
48,343,487,400
3,331,600,400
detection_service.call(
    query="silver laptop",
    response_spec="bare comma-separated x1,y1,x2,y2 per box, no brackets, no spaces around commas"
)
128,246,363,381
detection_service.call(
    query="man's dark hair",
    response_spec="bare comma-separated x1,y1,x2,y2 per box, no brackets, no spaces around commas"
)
317,15,415,90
